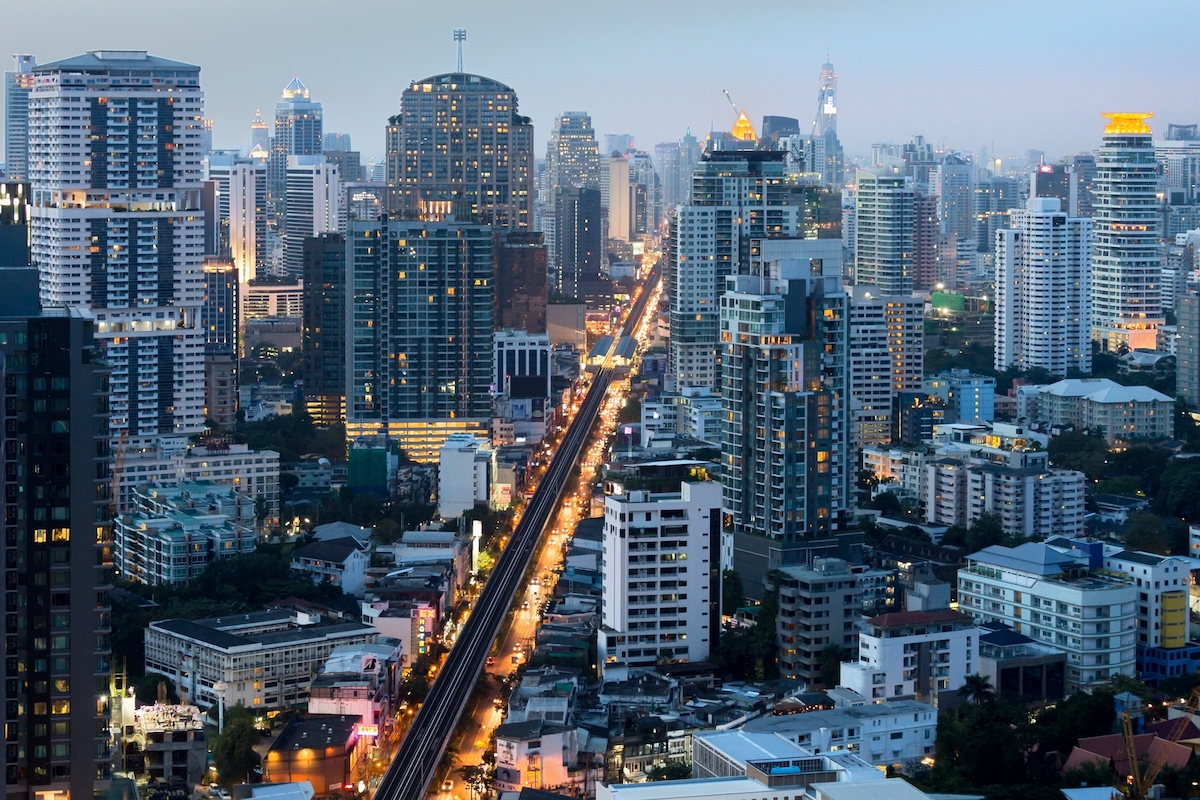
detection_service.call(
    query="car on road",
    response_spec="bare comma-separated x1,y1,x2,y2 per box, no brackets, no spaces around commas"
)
442,781,455,792
521,601,530,610
486,656,495,667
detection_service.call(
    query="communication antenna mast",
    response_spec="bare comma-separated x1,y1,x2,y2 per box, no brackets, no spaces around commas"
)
454,29,467,72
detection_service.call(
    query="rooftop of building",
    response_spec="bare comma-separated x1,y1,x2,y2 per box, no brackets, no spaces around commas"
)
967,542,1081,576
494,718,573,742
270,714,358,753
1092,494,1149,509
864,609,975,630
133,704,204,733
312,521,371,542
292,537,365,563
693,729,808,763
816,780,933,800
36,50,199,73
743,700,935,736
152,613,374,651
1028,378,1174,404
408,72,515,93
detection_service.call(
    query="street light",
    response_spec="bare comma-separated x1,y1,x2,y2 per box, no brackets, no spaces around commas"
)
214,680,228,735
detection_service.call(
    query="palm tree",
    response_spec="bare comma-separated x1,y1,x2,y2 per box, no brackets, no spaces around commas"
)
958,673,996,705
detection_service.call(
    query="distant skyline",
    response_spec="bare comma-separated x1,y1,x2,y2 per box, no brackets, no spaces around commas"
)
3,0,1200,167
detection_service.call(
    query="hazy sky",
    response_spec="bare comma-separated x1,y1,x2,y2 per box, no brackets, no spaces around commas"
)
4,0,1199,166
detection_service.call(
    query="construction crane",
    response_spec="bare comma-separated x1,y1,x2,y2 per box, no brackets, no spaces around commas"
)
1121,686,1200,800
722,89,756,141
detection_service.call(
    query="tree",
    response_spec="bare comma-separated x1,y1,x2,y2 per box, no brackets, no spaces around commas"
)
374,519,402,545
1108,673,1151,700
965,512,1009,552
254,495,270,528
957,673,995,705
1048,430,1111,480
213,716,260,787
457,764,495,798
818,644,850,689
869,491,903,517
134,673,179,706
1123,512,1172,555
722,570,746,617
646,762,692,781
1155,458,1200,522
350,492,383,526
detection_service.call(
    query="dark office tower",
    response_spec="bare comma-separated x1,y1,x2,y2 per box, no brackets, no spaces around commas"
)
346,219,494,461
974,176,1020,254
495,232,547,333
202,258,238,352
324,149,363,183
761,115,800,143
385,73,533,230
269,78,323,221
913,193,939,290
323,132,352,152
0,309,113,800
1031,163,1074,215
786,184,843,240
0,182,31,265
4,56,36,181
554,187,601,299
302,233,346,425
1070,154,1098,217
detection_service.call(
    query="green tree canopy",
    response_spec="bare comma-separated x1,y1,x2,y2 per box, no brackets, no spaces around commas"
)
212,715,260,787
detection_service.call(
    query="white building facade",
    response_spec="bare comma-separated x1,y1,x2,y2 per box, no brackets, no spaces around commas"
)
957,542,1137,691
840,609,979,704
30,50,208,445
848,286,924,452
599,480,721,674
438,434,495,519
283,154,343,277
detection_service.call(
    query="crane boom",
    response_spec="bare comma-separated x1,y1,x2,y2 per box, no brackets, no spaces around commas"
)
1141,686,1200,790
722,89,741,119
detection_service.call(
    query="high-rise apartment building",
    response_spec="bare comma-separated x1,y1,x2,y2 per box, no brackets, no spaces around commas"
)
385,72,533,231
599,477,721,674
720,258,853,591
1179,292,1200,410
283,155,343,277
302,233,346,425
973,176,1020,257
4,55,36,180
854,167,914,295
0,182,31,266
1156,136,1200,204
207,153,268,283
546,112,600,192
346,218,493,461
668,151,801,390
912,193,938,290
269,78,323,222
994,197,1092,375
30,50,207,443
933,155,973,241
628,150,662,234
848,286,924,453
495,231,547,333
554,186,601,299
1091,114,1163,352
603,154,631,243
202,258,238,353
0,309,114,799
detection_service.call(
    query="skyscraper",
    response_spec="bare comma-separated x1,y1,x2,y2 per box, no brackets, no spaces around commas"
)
933,155,973,241
995,197,1092,375
854,167,914,295
269,78,323,221
346,218,494,461
0,308,114,800
812,60,844,187
720,255,853,588
1091,113,1163,352
912,193,938,290
302,233,347,425
30,50,207,444
604,133,634,156
495,231,548,333
0,181,30,266
602,153,631,243
283,155,343,277
385,72,533,231
4,55,36,180
628,150,662,234
544,111,600,272
202,257,238,427
816,60,838,137
208,153,268,283
669,150,802,390
554,186,601,299
249,109,270,153
848,286,924,453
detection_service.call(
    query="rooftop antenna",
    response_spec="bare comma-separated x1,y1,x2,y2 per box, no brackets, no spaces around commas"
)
454,29,467,72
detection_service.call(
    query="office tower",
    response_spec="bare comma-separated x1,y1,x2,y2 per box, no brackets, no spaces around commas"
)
0,182,30,265
346,218,493,461
249,109,269,152
30,50,206,443
554,186,601,299
283,155,343,277
604,133,634,156
654,138,699,214
202,258,238,426
323,132,352,152
1031,163,1076,216
720,259,852,589
973,176,1020,256
1157,135,1200,204
848,286,924,453
208,154,268,283
1179,292,1200,410
668,151,802,391
544,111,600,272
4,55,36,180
912,193,938,290
269,78,323,220
628,150,662,234
933,155,973,241
817,60,837,137
603,154,631,242
302,233,346,425
1071,155,1097,217
598,478,720,673
385,72,533,231
201,118,214,154
811,60,844,188
995,197,1092,375
495,231,547,333
761,116,800,142
854,167,914,295
0,309,114,800
1091,114,1163,352
323,148,362,184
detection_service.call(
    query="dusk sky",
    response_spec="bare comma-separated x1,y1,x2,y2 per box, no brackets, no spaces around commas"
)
4,0,1199,166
